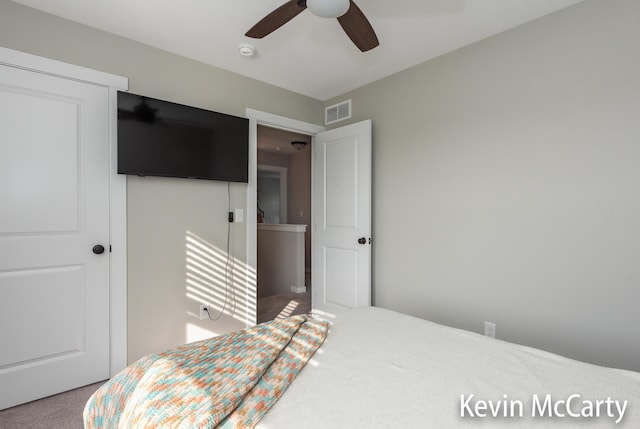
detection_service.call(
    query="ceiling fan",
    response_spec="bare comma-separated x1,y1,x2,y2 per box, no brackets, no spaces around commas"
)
245,0,379,52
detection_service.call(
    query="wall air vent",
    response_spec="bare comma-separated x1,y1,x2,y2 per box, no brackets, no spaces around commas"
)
325,99,352,125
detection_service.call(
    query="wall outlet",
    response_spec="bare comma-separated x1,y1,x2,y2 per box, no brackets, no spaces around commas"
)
484,321,496,338
199,304,210,320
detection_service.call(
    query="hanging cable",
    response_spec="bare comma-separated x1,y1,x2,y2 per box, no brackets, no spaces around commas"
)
205,181,237,320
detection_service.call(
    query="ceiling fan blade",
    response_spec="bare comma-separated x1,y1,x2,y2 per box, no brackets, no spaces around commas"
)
337,0,379,52
245,1,307,39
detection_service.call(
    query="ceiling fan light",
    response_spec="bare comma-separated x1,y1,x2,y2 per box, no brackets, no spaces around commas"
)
307,0,350,18
291,141,308,151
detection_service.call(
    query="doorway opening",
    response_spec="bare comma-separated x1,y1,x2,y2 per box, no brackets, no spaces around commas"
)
247,110,371,321
256,125,312,323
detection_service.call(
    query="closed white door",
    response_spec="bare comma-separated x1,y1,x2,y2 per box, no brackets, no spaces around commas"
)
312,120,371,313
0,64,110,409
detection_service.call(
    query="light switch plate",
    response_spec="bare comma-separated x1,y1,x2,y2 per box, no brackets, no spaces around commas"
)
234,209,244,223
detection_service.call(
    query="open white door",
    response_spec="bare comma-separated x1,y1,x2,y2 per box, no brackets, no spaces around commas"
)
312,120,371,313
0,64,110,409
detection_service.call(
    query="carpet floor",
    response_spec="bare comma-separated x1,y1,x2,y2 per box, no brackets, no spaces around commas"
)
257,289,311,324
0,381,105,429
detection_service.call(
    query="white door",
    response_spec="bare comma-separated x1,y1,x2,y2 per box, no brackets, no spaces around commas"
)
312,120,371,313
0,65,110,409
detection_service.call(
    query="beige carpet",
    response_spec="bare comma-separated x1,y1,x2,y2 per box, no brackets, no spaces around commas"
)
257,289,311,323
0,381,105,429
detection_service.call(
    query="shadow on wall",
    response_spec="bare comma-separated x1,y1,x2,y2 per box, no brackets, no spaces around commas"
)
184,230,256,342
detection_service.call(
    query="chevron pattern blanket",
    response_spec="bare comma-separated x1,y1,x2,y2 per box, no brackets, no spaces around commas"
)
83,315,328,428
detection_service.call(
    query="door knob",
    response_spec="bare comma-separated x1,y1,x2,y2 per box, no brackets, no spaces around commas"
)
358,237,367,245
92,244,105,255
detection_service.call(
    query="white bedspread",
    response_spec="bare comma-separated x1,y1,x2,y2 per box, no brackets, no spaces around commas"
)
258,307,640,428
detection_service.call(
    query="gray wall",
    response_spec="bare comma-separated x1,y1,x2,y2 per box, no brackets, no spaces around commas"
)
0,0,323,363
288,149,312,274
326,0,640,371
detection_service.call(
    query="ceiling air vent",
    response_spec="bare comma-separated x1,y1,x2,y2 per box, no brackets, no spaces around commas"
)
325,99,352,125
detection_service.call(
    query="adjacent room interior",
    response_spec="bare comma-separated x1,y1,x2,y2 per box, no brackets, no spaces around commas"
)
256,125,312,323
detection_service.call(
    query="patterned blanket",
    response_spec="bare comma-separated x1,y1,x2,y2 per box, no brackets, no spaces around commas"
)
84,315,328,429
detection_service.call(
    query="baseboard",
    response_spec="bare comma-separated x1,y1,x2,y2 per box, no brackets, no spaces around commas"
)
290,285,307,294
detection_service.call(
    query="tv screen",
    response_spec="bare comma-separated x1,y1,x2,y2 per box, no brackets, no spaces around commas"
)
117,91,249,182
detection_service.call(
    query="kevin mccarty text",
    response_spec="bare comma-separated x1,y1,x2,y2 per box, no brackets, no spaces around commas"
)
460,393,628,425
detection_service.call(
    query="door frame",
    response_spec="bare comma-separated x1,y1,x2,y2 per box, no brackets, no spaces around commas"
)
245,109,325,325
0,47,129,376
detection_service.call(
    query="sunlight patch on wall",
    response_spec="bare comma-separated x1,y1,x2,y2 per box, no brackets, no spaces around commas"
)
185,322,217,344
185,230,257,328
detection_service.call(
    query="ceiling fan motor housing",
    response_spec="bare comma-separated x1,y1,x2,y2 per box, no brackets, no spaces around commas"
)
307,0,350,18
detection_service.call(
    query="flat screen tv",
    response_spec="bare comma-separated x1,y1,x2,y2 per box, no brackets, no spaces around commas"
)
117,91,249,182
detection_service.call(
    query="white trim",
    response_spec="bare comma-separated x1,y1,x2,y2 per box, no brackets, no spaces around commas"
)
246,108,325,135
109,87,128,374
245,109,325,326
245,114,258,327
258,164,288,224
0,46,127,90
1,46,129,375
258,223,307,233
290,286,307,294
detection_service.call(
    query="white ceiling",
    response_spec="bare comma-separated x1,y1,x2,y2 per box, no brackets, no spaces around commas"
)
12,0,584,100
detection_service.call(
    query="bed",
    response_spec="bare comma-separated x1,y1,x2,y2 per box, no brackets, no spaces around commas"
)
85,307,640,428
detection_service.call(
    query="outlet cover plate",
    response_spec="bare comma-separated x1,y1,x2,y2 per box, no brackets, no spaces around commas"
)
484,321,496,338
199,304,209,320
